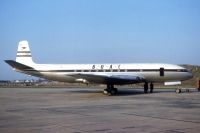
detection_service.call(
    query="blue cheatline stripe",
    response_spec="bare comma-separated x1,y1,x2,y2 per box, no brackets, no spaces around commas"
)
17,51,31,53
16,55,32,57
34,69,188,73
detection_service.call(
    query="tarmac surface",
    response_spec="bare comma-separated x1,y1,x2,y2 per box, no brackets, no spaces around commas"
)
0,87,199,133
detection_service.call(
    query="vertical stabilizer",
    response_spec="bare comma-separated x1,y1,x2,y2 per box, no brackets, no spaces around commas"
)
16,40,35,66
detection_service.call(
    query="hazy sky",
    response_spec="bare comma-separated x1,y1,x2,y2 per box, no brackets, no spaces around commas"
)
0,0,200,80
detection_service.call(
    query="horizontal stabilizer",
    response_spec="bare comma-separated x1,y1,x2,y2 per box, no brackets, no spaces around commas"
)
4,60,34,70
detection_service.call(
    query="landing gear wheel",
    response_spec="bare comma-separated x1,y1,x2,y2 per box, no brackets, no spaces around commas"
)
150,83,154,93
103,85,118,96
144,82,148,93
114,88,118,93
110,88,118,95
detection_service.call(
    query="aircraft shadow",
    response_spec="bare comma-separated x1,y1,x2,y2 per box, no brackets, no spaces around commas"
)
67,88,175,96
114,89,174,96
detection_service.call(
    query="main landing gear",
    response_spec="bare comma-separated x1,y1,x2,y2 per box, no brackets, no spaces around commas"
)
103,84,118,96
144,82,154,93
103,82,154,95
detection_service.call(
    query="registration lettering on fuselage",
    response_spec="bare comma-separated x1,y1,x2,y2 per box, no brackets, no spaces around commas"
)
92,65,120,70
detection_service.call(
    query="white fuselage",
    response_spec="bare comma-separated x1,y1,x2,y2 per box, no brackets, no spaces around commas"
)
20,63,192,84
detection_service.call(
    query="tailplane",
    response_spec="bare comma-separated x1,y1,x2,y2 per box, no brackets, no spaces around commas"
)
16,40,35,66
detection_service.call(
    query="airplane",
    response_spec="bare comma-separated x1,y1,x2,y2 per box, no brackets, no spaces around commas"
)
5,40,193,95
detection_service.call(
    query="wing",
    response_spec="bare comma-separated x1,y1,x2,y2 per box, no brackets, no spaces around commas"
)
69,73,145,85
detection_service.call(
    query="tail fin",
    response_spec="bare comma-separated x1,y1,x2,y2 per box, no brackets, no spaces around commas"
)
16,40,35,66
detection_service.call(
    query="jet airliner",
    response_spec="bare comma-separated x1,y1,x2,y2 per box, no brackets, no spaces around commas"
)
5,41,193,95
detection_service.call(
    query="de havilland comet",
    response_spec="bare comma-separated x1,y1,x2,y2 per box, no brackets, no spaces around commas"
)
5,41,193,95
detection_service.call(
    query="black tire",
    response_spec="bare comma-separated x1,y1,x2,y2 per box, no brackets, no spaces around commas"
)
144,88,148,93
144,82,148,93
114,88,118,94
110,88,118,95
150,83,154,93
